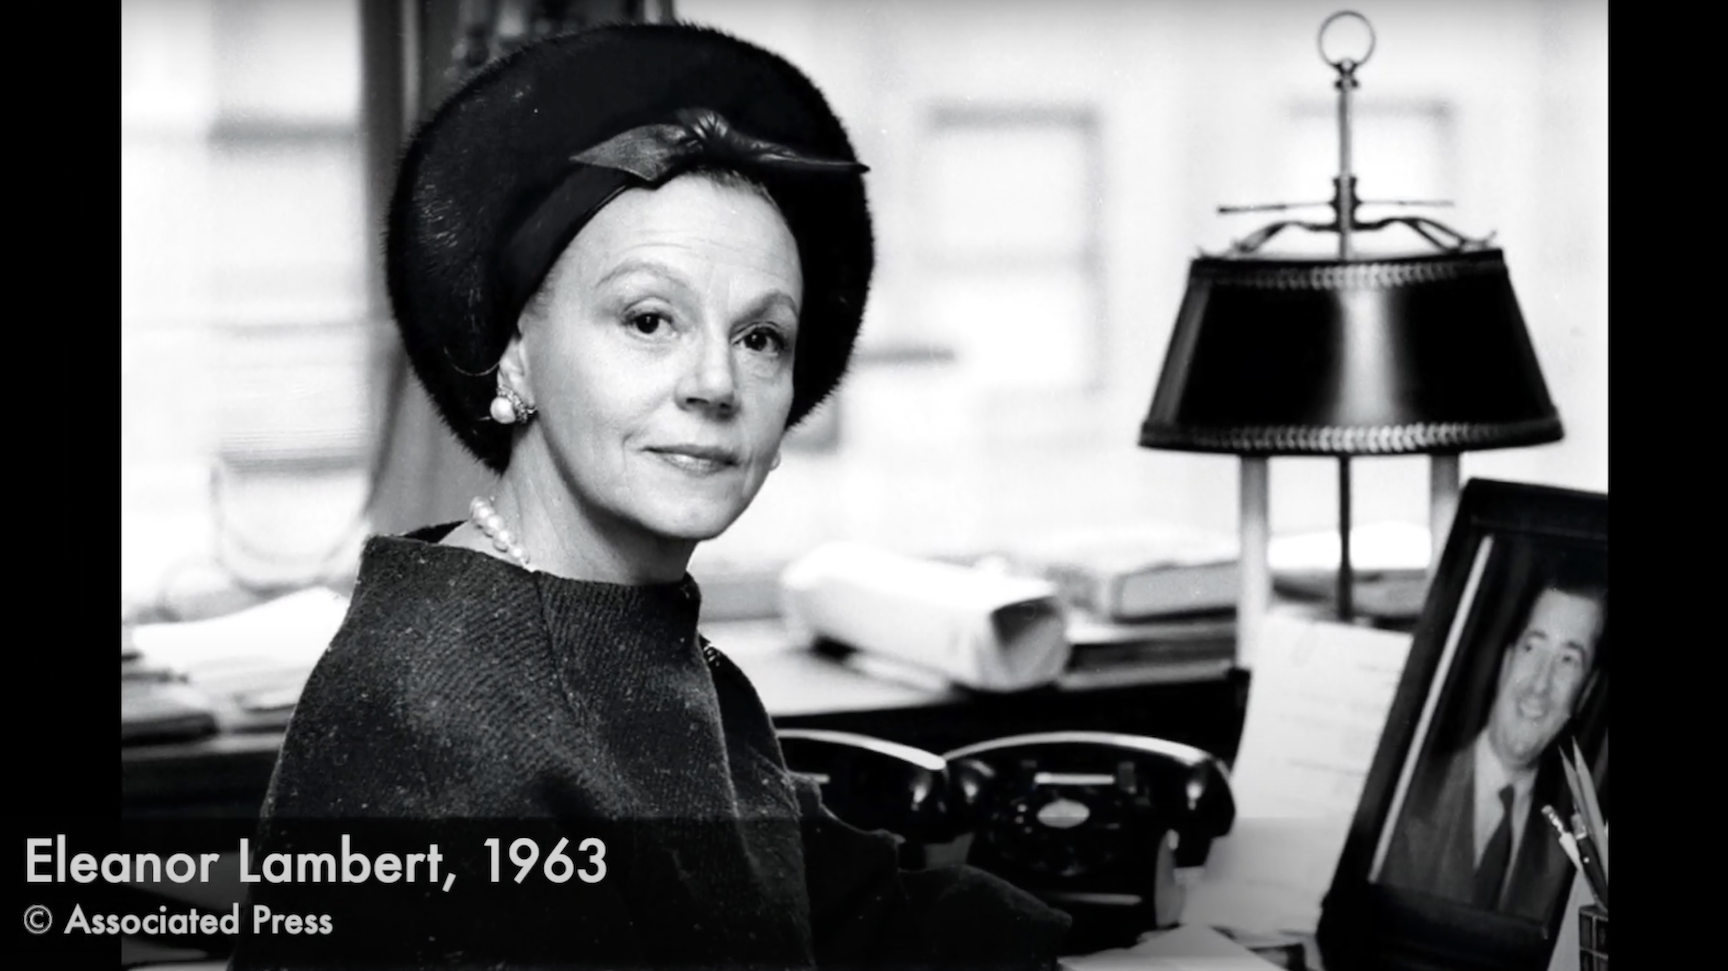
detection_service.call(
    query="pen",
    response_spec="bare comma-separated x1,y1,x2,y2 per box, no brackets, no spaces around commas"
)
1540,805,1583,873
1559,755,1588,829
1570,742,1609,875
1558,750,1610,879
1571,814,1609,911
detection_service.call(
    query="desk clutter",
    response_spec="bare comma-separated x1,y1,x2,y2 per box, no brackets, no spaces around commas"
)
118,725,1241,966
779,540,1075,692
119,524,1423,760
1060,924,1301,970
1576,905,1607,971
746,728,1237,956
121,530,1261,746
998,521,1242,621
777,521,1432,696
778,727,1319,968
1181,614,1413,937
122,588,350,744
122,488,1607,971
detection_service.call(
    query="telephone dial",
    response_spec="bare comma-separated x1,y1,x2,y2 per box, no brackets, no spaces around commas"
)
777,728,1235,952
945,731,1235,950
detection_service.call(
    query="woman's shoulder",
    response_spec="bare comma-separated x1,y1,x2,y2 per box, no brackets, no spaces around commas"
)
290,531,559,742
335,529,546,654
266,540,568,816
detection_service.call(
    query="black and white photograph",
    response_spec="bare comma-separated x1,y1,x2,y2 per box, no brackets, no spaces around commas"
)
1320,478,1609,971
1372,535,1609,923
113,2,1609,969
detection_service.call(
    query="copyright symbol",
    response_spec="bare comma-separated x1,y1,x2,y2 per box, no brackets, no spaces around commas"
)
23,904,52,934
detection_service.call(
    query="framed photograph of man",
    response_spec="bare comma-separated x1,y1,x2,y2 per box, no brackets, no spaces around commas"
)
1318,478,1608,971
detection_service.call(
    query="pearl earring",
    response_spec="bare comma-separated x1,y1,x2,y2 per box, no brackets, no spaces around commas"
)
490,384,536,425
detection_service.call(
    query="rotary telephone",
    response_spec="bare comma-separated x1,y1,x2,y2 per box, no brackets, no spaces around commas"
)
777,728,959,869
777,728,1235,952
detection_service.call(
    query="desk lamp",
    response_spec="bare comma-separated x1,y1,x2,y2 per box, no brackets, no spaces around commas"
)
1139,11,1562,667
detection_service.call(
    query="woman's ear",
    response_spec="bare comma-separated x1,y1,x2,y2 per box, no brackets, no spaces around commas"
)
498,332,532,401
487,332,539,426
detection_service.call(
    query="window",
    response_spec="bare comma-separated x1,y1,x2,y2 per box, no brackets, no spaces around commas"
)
922,107,1104,399
122,0,369,617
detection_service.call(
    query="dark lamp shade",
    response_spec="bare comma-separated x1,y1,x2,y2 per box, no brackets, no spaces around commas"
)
1139,248,1563,456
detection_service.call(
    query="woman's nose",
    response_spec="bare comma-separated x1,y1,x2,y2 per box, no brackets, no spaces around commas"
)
677,329,739,413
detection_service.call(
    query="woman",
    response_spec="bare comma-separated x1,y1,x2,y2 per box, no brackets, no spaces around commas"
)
232,21,1070,971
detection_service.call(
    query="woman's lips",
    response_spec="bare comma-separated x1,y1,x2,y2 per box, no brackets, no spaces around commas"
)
647,446,740,476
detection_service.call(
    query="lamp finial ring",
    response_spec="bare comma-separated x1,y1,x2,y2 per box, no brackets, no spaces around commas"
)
1318,10,1376,72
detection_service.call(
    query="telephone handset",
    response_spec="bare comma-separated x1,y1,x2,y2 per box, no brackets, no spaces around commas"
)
943,731,1236,951
776,728,957,868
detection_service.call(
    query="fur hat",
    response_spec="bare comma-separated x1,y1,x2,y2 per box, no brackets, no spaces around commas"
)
387,22,874,472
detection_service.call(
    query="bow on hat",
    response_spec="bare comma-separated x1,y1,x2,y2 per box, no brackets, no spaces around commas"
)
498,108,867,331
575,107,869,181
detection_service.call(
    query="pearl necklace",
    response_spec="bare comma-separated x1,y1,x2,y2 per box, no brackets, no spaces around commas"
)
466,496,719,668
470,496,533,571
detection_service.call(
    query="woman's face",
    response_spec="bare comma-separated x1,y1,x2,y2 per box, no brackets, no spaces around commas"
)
514,173,801,545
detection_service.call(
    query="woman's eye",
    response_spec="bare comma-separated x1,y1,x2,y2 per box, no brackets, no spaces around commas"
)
740,326,789,356
626,311,669,336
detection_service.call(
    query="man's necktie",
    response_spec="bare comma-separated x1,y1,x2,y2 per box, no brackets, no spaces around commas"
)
1474,784,1515,908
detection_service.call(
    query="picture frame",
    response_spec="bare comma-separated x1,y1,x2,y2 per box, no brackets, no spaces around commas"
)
1318,478,1608,971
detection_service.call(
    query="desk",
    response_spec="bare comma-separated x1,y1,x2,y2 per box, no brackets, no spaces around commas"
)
719,619,1245,758
121,618,1247,817
119,615,1520,971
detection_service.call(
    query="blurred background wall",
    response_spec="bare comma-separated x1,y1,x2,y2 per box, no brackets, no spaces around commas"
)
120,0,1608,619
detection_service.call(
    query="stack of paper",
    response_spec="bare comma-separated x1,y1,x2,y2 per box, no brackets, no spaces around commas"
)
1060,924,1284,970
1181,612,1412,936
127,586,350,733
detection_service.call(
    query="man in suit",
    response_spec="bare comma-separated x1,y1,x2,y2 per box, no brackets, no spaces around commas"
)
1377,574,1605,921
